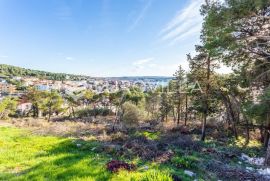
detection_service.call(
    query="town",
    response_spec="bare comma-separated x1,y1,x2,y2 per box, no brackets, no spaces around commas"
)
0,72,171,117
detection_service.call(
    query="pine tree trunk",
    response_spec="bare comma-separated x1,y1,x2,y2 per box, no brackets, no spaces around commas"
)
264,113,270,148
227,96,238,139
48,106,51,122
265,135,270,166
177,99,180,125
244,115,250,145
172,107,176,122
201,55,210,141
185,91,188,126
201,113,207,141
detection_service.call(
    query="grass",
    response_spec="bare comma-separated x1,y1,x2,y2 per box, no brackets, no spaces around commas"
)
0,126,111,180
1,124,260,181
134,131,160,140
0,126,175,181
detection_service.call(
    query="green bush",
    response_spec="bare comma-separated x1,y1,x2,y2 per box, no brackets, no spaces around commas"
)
112,170,173,181
0,97,18,119
122,102,144,129
171,155,198,169
75,107,112,118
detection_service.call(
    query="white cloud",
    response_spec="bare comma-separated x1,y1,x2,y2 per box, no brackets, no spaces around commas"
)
133,57,154,70
160,0,204,45
128,0,153,32
65,57,74,60
169,23,202,45
131,57,182,76
133,57,153,66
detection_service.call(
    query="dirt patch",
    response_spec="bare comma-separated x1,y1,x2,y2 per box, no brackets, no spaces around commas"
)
106,160,136,172
0,120,13,127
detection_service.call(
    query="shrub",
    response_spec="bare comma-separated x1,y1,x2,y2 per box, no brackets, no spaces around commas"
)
113,170,173,181
75,107,112,118
131,170,173,181
110,132,128,142
0,97,18,119
122,102,144,129
171,155,198,169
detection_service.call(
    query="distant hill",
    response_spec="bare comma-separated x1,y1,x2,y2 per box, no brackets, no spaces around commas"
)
0,64,173,82
0,64,91,81
103,76,173,82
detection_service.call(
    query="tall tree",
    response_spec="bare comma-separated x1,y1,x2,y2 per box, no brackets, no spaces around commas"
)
173,65,185,125
188,45,219,141
43,91,64,122
159,92,171,122
26,88,46,117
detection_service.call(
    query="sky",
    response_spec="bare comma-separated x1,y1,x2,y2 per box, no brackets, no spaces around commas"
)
0,0,228,77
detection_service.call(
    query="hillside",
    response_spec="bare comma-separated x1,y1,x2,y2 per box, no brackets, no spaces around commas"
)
0,64,90,81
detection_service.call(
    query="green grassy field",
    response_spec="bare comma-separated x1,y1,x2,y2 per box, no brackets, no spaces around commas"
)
1,124,262,181
0,126,177,181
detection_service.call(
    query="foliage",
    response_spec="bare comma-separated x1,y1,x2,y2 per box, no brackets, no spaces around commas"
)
122,102,144,129
131,170,173,181
42,91,65,120
0,97,18,119
142,131,160,140
145,91,160,119
202,0,270,85
171,155,198,169
159,92,172,121
81,90,95,106
26,89,65,119
126,87,145,105
26,88,47,117
75,107,112,118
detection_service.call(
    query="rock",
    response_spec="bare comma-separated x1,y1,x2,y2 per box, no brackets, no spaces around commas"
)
251,157,265,166
246,167,254,172
240,153,265,166
142,166,149,170
257,168,270,176
184,170,196,177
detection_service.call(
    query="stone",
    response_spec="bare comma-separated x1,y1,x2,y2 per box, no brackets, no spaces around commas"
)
184,170,196,177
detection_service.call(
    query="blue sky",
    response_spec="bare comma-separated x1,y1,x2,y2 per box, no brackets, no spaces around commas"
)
0,0,206,77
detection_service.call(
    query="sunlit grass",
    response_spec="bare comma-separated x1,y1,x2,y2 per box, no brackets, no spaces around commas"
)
134,131,160,140
112,170,173,181
0,126,178,181
230,136,261,148
0,126,110,180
